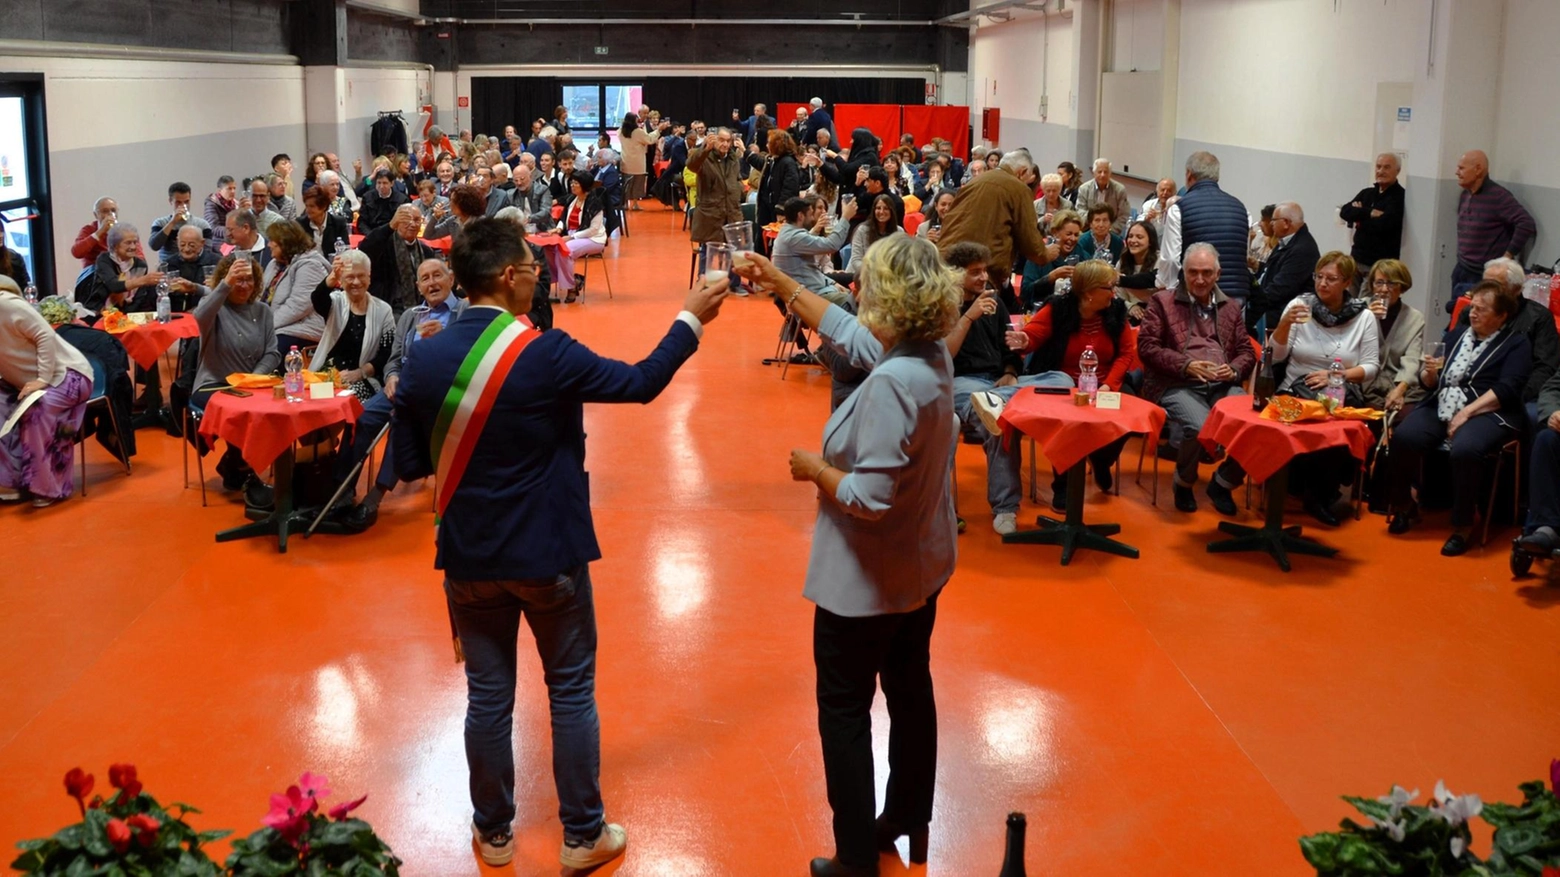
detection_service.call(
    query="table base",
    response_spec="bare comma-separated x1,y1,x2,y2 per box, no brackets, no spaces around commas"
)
1002,461,1139,565
212,448,350,553
1204,465,1338,572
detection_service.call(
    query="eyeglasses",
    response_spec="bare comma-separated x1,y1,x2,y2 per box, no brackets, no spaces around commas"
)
1371,279,1401,289
1312,273,1345,285
513,261,539,275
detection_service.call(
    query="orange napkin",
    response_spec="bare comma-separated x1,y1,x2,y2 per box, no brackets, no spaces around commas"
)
1260,397,1383,423
226,371,330,389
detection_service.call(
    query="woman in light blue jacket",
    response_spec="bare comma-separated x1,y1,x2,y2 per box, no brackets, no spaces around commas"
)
738,237,959,877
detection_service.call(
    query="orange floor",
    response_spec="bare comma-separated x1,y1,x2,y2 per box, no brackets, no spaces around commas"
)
5,208,1560,876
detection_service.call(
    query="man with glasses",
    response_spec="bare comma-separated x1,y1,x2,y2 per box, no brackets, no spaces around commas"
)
1251,201,1319,336
389,218,730,873
1138,243,1256,515
246,178,285,236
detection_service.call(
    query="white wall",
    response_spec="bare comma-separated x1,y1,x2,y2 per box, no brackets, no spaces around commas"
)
1109,0,1163,72
1494,0,1560,269
6,56,308,292
342,66,426,162
967,10,1076,160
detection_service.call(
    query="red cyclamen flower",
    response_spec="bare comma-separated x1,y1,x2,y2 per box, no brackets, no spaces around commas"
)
262,786,313,845
107,763,142,801
297,771,332,805
126,813,160,848
328,794,367,821
105,818,132,854
63,768,94,814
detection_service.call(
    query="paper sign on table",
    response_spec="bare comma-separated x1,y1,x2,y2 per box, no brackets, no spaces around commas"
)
308,381,336,400
1094,391,1122,410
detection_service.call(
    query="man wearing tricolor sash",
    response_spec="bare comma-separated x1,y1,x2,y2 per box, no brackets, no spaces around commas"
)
389,218,730,870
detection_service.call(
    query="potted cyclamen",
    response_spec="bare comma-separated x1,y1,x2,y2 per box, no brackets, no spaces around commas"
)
224,772,402,876
10,763,230,876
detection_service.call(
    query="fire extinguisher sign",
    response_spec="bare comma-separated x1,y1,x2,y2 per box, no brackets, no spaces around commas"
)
925,82,937,105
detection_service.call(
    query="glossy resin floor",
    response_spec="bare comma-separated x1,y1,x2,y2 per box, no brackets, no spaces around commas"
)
5,209,1560,876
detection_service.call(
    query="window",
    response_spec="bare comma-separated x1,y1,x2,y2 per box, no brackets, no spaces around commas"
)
0,77,52,295
559,82,643,147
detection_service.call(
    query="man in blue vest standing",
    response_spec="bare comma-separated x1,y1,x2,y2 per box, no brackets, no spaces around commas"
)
1156,151,1258,335
390,218,730,871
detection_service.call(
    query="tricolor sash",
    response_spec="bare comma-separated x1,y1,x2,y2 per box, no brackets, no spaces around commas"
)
430,310,539,520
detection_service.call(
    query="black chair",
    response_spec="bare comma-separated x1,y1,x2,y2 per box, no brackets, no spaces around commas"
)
77,357,132,495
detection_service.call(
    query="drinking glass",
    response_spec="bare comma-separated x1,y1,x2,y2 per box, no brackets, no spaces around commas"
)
1289,300,1311,324
703,242,733,286
202,265,217,286
1424,341,1446,369
722,221,754,254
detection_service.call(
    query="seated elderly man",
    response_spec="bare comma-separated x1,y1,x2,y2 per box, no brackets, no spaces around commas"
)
336,256,468,532
359,204,437,318
1136,243,1256,514
224,209,271,267
509,164,554,227
245,177,285,237
73,197,137,268
161,225,220,311
358,168,409,233
1074,158,1131,236
1452,256,1559,426
947,242,1073,535
148,182,212,264
473,167,509,217
413,179,451,230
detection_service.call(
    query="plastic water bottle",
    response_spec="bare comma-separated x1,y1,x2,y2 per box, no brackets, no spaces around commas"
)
284,346,305,402
22,283,37,304
1078,346,1099,400
155,276,171,323
1325,357,1346,407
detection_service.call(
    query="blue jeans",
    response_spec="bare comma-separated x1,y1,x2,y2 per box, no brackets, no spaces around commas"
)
952,371,1073,515
445,567,604,841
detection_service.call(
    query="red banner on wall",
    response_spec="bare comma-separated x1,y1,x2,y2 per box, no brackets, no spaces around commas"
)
834,104,903,156
901,105,970,161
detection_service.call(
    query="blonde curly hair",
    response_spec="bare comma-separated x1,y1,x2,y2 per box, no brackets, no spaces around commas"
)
856,235,962,344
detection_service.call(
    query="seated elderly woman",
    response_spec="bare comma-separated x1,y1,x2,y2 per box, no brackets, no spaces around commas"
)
0,276,95,507
189,254,282,499
1034,172,1073,231
85,222,165,316
263,219,331,354
1362,259,1427,414
1270,251,1380,525
548,169,611,303
1076,204,1124,264
309,250,396,402
1005,259,1137,510
1385,280,1531,556
1019,209,1085,312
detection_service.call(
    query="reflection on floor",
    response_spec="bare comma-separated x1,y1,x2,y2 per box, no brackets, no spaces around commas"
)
3,209,1558,876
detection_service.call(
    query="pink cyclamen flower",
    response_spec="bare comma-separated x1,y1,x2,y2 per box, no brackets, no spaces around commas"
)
1551,759,1560,793
262,786,313,844
297,771,332,805
328,794,368,821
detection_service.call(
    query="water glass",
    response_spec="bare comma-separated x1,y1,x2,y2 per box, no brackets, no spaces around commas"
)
722,221,753,254
703,242,733,286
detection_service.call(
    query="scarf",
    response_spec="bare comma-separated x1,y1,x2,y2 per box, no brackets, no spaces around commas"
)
1310,294,1368,328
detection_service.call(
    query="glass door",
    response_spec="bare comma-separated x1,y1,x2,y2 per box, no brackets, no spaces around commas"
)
0,76,53,296
559,82,643,148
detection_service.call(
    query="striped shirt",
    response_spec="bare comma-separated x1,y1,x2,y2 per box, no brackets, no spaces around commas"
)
1457,178,1535,269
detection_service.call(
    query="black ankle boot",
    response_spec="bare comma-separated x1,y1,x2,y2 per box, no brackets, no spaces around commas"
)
809,857,878,877
875,816,928,864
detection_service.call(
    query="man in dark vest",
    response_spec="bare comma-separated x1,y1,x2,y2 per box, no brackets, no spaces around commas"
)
1156,150,1256,334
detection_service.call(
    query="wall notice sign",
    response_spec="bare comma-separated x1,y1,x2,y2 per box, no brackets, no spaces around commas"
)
1396,106,1411,122
457,96,469,108
1393,106,1412,151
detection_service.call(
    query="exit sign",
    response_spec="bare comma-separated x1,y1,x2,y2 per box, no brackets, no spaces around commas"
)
594,46,609,55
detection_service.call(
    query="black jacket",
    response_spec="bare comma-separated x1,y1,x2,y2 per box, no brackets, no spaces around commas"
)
748,152,803,226
56,324,136,463
1426,322,1533,418
1455,295,1559,402
358,188,410,234
1339,181,1405,266
161,247,222,311
952,295,1023,379
1254,224,1321,326
359,224,437,315
297,213,351,257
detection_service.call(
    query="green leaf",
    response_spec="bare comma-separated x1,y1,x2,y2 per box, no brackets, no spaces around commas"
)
1300,832,1343,869
195,830,232,844
10,847,47,873
1344,795,1396,822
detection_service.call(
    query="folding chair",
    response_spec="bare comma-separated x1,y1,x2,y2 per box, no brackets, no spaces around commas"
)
77,357,132,495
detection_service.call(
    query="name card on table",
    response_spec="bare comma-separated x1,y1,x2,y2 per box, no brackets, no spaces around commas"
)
308,381,336,400
1094,391,1122,410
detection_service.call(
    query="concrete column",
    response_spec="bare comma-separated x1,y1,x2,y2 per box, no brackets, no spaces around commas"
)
303,66,349,160
1069,0,1103,165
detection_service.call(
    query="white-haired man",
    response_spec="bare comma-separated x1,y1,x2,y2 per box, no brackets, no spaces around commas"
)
1074,158,1130,236
803,97,835,147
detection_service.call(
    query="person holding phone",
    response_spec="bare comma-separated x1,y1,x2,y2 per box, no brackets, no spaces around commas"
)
1384,280,1530,554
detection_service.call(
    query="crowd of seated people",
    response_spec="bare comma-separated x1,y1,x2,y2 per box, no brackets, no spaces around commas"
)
10,101,1558,566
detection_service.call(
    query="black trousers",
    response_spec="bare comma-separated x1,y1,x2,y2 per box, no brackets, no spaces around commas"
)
813,588,941,867
1529,428,1560,531
1389,402,1514,527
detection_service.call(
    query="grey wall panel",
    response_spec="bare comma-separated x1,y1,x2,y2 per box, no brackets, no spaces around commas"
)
457,23,945,67
347,9,422,63
44,0,152,45
0,0,46,41
3,0,292,53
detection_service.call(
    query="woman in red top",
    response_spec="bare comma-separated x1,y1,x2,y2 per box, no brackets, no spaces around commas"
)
1008,260,1140,511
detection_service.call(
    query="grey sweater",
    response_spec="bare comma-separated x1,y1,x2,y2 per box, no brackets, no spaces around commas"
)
193,281,281,389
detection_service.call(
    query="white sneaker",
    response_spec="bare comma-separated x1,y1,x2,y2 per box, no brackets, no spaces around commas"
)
471,821,514,867
971,391,1007,436
560,822,627,870
993,512,1018,535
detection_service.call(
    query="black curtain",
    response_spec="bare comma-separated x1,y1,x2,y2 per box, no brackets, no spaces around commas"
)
471,76,559,138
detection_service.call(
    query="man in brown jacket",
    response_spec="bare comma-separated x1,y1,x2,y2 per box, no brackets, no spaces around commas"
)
937,148,1049,312
687,127,745,272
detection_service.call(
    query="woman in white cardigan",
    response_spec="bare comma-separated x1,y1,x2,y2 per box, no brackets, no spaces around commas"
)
1271,250,1382,525
546,170,610,303
261,220,331,354
308,250,395,401
617,113,664,211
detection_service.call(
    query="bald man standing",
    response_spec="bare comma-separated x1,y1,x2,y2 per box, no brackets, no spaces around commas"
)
1339,153,1405,271
1453,149,1535,297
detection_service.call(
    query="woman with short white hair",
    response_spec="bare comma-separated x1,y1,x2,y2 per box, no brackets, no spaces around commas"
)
309,248,395,401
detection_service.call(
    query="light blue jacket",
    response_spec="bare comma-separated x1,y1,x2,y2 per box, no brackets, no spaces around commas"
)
804,305,958,617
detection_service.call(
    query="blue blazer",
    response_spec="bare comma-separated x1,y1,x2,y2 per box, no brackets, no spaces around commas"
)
1427,322,1532,419
391,307,701,580
805,306,958,617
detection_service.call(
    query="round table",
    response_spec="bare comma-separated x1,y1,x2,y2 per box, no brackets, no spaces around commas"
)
198,390,364,552
998,389,1166,565
103,313,201,370
1197,394,1375,571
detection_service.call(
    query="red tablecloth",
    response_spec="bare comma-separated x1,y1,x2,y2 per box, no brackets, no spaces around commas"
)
527,233,565,247
1000,390,1166,472
199,391,363,473
348,234,364,248
347,233,449,252
102,313,201,369
1197,394,1374,484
